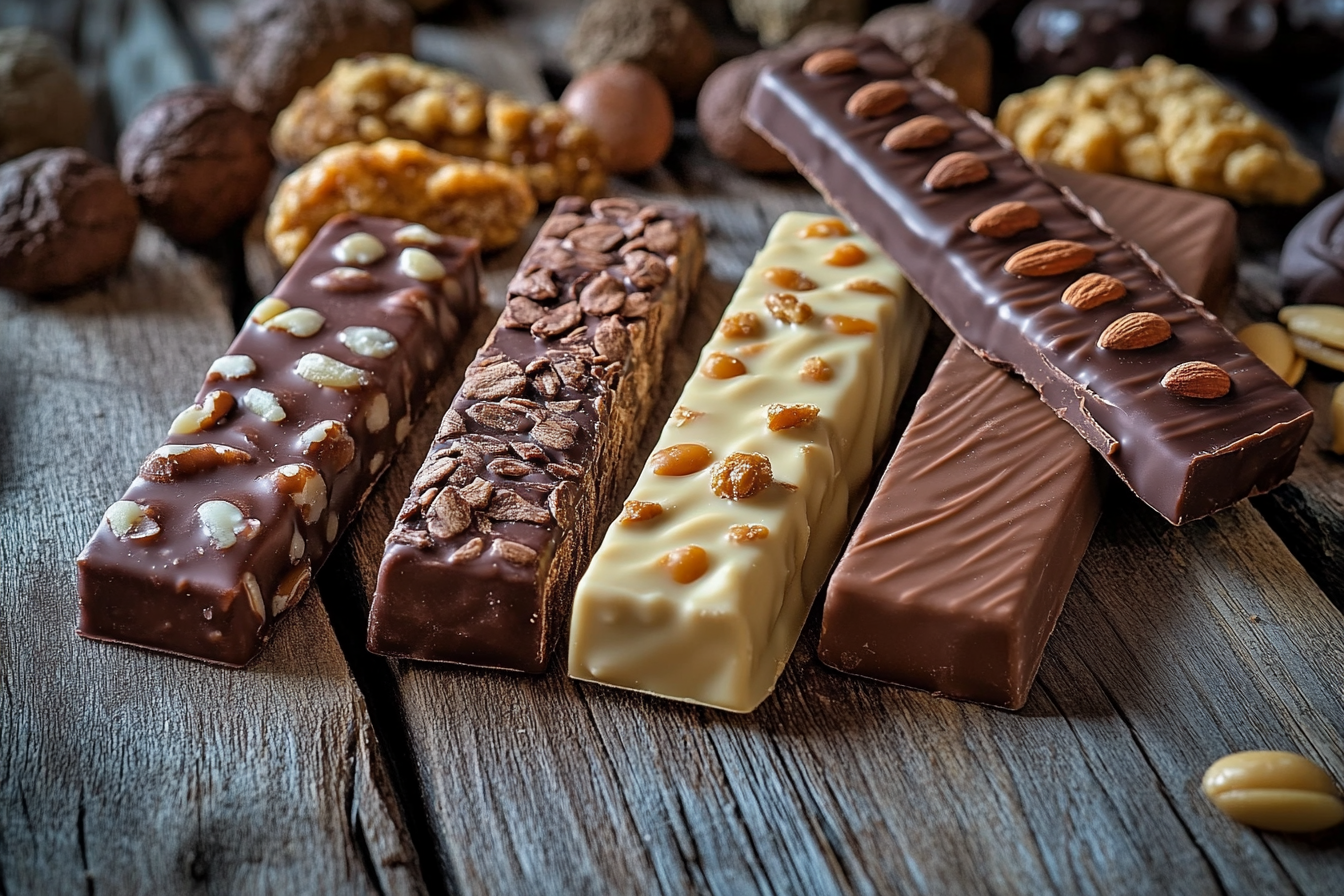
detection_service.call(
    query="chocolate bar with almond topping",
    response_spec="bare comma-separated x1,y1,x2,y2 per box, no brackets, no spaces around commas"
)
746,36,1312,524
76,213,482,666
368,197,704,673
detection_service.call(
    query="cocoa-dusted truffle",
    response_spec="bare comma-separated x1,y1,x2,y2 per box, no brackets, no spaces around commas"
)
0,27,90,163
0,148,139,296
698,54,793,173
564,0,716,104
561,63,673,174
218,0,414,122
118,86,272,245
1281,190,1344,307
731,0,865,47
861,4,992,113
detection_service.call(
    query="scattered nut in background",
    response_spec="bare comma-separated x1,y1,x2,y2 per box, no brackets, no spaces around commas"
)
862,3,992,112
561,63,674,174
1202,750,1344,833
218,0,414,122
118,85,273,245
0,148,139,296
0,27,90,163
1236,322,1304,386
730,0,865,47
565,0,716,104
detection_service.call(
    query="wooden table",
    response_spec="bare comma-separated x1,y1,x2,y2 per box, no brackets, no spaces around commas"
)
3,2,1343,893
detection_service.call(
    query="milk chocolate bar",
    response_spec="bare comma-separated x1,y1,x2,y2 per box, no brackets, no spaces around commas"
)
568,212,928,712
368,198,704,672
819,152,1241,709
77,214,482,666
746,36,1313,525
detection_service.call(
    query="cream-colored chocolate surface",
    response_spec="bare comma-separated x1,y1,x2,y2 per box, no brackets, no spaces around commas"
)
568,211,928,712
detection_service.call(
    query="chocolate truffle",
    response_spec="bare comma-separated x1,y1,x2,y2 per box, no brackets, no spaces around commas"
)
0,148,139,296
698,54,793,173
561,63,673,174
1014,0,1165,78
1281,191,1344,307
862,4,992,113
564,0,716,104
0,28,90,163
730,0,865,47
218,0,414,122
118,86,273,245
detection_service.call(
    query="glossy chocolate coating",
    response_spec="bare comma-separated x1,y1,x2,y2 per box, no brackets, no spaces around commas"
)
77,214,482,666
369,198,704,673
1281,190,1344,307
746,36,1312,524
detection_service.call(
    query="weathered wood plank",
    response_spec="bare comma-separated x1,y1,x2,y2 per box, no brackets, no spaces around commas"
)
0,229,425,895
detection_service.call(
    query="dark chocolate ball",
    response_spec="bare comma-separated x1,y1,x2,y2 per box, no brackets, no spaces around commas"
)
697,54,794,173
218,0,414,122
1014,0,1165,78
118,86,273,245
564,0,717,104
1281,190,1344,306
0,148,139,296
561,63,674,174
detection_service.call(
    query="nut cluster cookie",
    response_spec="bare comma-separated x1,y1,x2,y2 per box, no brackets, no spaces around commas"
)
272,54,606,203
996,56,1322,205
265,138,537,266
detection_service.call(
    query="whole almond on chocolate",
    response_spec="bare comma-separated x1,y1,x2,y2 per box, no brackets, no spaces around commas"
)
803,48,859,76
924,152,989,190
1062,273,1127,310
1098,312,1172,350
883,115,952,151
1162,361,1231,399
1004,239,1094,277
845,80,908,118
969,201,1041,239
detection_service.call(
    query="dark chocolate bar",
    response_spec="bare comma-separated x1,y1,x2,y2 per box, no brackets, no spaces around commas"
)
746,36,1313,524
77,214,482,666
368,197,705,672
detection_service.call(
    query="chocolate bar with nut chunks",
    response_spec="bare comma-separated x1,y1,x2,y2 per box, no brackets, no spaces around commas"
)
368,197,704,673
76,213,482,667
746,36,1313,525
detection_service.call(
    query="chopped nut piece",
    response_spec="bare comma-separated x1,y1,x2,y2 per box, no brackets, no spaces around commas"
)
486,489,552,523
272,463,328,524
766,403,820,431
488,457,536,478
104,500,160,541
844,279,899,296
300,420,356,472
765,292,813,325
531,415,578,450
296,353,368,389
243,573,265,620
826,314,878,335
394,224,445,247
798,217,850,238
249,296,289,324
825,243,868,266
139,443,252,482
206,355,256,381
494,539,539,566
198,500,253,549
169,390,234,435
800,356,833,382
263,307,326,337
272,566,311,616
710,452,773,500
399,247,447,282
242,388,286,423
365,392,390,433
339,326,398,358
448,537,485,563
719,312,762,339
727,524,769,543
459,477,494,509
701,352,747,379
333,232,387,265
763,267,816,291
369,452,386,474
462,357,527,400
426,487,472,539
650,443,713,476
312,267,379,293
618,500,664,524
659,544,709,584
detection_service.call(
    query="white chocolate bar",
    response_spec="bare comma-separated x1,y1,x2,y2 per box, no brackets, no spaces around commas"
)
567,211,929,712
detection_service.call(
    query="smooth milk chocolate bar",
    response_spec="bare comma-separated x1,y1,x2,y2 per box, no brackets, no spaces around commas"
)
568,212,928,712
77,214,482,666
819,154,1241,709
368,197,704,672
747,36,1312,525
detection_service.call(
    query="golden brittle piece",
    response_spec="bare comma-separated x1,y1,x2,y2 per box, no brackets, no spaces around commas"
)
272,54,606,202
265,138,536,266
996,56,1321,205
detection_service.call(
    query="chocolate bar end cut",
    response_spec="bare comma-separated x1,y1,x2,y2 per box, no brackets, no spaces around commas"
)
77,213,482,667
745,36,1313,524
368,197,705,673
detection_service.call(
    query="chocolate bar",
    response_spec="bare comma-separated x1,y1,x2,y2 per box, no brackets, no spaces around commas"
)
568,212,928,712
746,37,1313,525
368,198,704,672
77,214,482,666
819,155,1241,709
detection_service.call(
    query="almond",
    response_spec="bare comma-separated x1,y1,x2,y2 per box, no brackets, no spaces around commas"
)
883,115,952,151
1098,312,1172,350
1062,272,1127,310
846,80,908,117
1003,239,1094,277
1162,361,1231,399
802,48,859,76
924,152,989,190
969,201,1041,239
